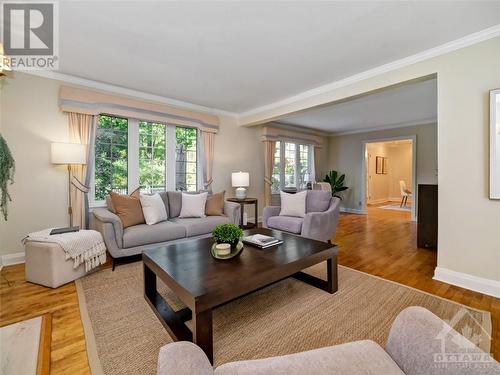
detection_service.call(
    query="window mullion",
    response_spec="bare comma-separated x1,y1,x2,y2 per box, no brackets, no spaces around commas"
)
296,144,300,188
128,118,139,192
166,125,176,191
280,141,285,190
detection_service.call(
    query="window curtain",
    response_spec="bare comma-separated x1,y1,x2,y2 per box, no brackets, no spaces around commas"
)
201,130,215,192
68,113,96,228
314,146,321,182
263,140,276,206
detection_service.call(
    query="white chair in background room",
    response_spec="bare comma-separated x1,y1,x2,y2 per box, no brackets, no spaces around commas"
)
399,180,412,207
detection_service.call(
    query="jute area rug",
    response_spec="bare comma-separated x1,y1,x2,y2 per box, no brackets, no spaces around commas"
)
76,262,491,375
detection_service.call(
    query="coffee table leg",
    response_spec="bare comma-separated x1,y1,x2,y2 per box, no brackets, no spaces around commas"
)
292,255,338,294
144,262,157,300
193,308,213,364
327,258,338,294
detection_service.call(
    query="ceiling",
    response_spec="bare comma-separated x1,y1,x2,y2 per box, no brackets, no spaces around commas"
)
57,1,500,114
279,78,437,134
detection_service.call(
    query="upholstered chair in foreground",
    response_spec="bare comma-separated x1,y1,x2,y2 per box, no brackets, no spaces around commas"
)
157,306,499,375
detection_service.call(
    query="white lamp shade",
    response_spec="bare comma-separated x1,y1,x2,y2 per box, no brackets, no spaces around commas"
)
51,142,86,165
232,171,249,187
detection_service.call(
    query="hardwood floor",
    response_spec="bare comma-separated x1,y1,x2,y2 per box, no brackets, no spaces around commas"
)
0,205,498,374
0,265,91,374
337,205,499,360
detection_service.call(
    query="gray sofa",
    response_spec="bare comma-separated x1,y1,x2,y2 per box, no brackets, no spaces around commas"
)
92,191,240,262
262,190,341,242
157,306,499,375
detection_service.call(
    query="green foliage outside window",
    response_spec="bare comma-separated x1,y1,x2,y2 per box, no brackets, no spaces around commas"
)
95,115,128,200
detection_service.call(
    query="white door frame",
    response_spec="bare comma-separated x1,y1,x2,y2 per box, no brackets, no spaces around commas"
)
361,135,417,221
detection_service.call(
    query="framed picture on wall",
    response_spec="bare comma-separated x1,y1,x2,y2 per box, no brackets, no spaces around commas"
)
376,156,384,174
382,157,389,174
490,88,500,199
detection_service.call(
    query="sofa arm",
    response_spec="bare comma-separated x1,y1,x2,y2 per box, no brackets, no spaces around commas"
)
157,342,214,375
224,201,241,225
301,198,340,242
262,206,281,228
92,208,124,249
386,306,499,375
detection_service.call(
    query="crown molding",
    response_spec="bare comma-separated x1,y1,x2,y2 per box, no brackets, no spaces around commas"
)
239,24,500,122
329,118,437,137
21,70,238,118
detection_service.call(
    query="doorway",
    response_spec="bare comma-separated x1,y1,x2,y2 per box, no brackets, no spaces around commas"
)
362,136,416,220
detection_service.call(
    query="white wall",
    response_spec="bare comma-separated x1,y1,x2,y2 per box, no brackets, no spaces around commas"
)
1,73,69,257
366,142,390,203
387,142,413,199
328,123,437,212
0,73,265,256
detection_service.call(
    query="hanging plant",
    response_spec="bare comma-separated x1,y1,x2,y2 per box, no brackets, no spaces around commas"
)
0,135,15,220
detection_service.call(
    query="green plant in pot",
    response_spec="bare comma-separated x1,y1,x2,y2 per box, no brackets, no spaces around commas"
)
0,135,15,221
324,170,348,199
212,224,243,249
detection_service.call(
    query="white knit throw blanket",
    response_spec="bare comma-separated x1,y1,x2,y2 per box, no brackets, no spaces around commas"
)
23,229,106,272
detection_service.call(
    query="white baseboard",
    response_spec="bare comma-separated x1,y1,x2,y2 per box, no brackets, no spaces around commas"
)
340,207,365,214
1,252,26,266
433,267,500,298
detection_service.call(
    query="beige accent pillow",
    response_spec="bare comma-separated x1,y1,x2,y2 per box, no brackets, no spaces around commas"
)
109,188,145,228
205,191,225,216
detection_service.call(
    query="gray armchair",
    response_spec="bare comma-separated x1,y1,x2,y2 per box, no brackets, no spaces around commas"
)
262,190,341,242
156,306,499,375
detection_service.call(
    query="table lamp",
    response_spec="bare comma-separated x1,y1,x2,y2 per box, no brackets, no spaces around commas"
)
51,142,86,231
232,171,249,200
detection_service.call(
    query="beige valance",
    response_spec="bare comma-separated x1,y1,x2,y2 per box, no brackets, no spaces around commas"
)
261,124,324,147
59,86,219,133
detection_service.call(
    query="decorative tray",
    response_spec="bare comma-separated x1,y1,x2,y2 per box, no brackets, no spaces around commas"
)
211,241,244,260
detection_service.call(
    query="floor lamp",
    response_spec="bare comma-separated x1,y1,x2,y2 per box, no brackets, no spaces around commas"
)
51,142,87,232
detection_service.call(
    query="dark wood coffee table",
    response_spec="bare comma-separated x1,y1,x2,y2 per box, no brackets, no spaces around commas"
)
142,228,338,364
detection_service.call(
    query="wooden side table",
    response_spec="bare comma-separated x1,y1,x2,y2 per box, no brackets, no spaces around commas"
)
227,197,258,229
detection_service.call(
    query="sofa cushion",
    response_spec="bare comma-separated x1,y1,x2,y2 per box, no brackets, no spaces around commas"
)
179,192,208,218
205,191,225,216
215,340,404,375
158,192,170,218
167,191,182,218
171,216,230,237
109,189,145,228
122,221,186,248
279,190,307,218
306,190,332,213
140,193,168,225
267,215,303,234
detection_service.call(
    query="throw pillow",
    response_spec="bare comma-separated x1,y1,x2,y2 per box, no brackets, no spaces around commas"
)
279,190,307,218
205,191,225,216
109,189,145,228
179,192,208,218
140,193,168,225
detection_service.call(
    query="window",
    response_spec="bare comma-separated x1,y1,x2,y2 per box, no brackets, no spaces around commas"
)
92,115,199,204
271,141,313,193
271,142,281,192
284,142,296,188
175,127,197,192
139,121,166,194
94,115,128,200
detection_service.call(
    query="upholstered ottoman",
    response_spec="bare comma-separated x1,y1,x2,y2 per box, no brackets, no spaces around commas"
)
25,242,87,288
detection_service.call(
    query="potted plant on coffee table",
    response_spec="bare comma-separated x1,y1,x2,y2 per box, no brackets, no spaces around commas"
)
211,224,244,259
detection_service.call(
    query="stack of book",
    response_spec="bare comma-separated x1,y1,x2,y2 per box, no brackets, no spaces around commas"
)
242,234,283,249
